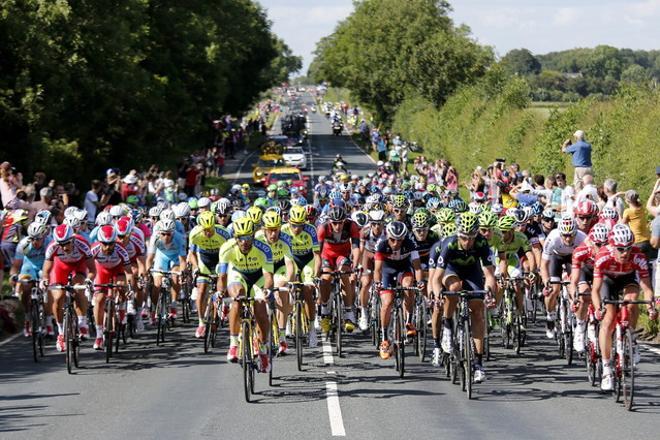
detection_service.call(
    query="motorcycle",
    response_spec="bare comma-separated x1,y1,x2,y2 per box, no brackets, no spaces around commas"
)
332,122,343,136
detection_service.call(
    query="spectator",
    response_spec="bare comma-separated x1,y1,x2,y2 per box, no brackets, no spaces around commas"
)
31,187,53,213
0,162,20,208
651,209,660,297
561,129,592,190
621,189,653,261
84,180,107,224
646,169,660,218
603,178,625,218
576,172,599,203
376,135,387,162
120,174,139,201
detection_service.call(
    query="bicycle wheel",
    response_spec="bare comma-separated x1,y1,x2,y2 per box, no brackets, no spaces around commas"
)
31,301,39,363
64,308,73,374
464,320,473,399
586,339,596,386
565,326,574,366
156,292,163,346
210,314,219,348
622,329,635,411
295,301,303,371
37,304,45,358
241,321,253,403
203,296,213,354
105,301,113,363
334,290,343,357
395,308,405,378
416,302,427,362
269,314,277,386
514,314,522,355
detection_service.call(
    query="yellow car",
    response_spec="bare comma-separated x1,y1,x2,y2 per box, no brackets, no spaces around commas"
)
252,154,285,184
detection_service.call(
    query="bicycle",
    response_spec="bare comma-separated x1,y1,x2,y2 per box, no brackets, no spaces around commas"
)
326,269,356,357
389,285,419,378
17,278,46,362
286,280,311,371
441,289,488,400
584,301,602,387
179,264,194,324
413,290,429,362
550,280,574,365
202,275,220,354
368,283,382,348
602,298,652,411
94,282,126,363
499,276,527,355
49,275,88,374
150,269,179,346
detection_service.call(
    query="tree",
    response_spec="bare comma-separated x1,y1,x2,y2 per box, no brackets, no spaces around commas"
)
501,49,541,76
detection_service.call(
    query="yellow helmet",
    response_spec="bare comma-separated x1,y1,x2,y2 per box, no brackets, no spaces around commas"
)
338,174,349,183
289,205,307,225
197,211,215,230
246,206,263,225
262,210,282,229
233,217,254,237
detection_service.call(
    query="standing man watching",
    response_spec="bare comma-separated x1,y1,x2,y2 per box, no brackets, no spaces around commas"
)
561,130,592,191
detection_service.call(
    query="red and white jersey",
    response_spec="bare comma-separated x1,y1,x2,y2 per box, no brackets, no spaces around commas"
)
593,245,649,279
121,231,146,261
90,242,131,269
571,242,598,271
45,237,92,263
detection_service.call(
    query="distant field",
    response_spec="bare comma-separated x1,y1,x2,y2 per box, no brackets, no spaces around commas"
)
528,101,571,119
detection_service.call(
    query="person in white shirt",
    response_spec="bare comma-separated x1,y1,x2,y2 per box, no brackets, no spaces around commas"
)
576,173,599,203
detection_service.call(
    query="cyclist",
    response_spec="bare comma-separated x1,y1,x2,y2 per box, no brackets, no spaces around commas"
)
317,205,361,334
592,224,657,390
373,221,424,359
145,219,186,324
116,217,147,331
11,222,51,337
188,211,226,338
574,199,598,234
540,215,586,339
569,223,609,353
357,209,386,331
256,210,296,354
280,205,321,348
41,224,93,351
88,225,132,350
218,217,274,372
430,212,497,382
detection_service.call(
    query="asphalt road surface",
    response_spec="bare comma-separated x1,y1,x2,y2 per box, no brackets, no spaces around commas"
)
2,100,660,438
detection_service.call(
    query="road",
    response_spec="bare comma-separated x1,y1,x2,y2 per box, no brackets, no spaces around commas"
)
2,97,660,438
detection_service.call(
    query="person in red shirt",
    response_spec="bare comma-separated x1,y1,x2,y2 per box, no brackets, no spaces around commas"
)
591,224,657,391
184,164,199,197
317,206,361,334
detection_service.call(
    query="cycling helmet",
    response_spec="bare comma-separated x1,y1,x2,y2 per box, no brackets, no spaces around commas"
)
267,184,277,192
129,208,143,224
35,210,52,225
98,224,117,244
232,217,254,237
498,215,516,232
296,196,308,207
305,205,318,220
278,199,292,213
215,198,231,215
574,199,597,217
589,223,609,245
449,198,468,213
148,206,163,219
95,211,112,226
328,206,346,222
441,222,457,238
541,208,555,221
531,201,543,216
329,190,341,200
472,191,487,203
198,197,211,209
510,208,529,225
426,197,441,211
188,197,199,210
601,206,618,220
277,188,289,199
160,219,176,232
368,210,386,223
27,222,48,240
173,202,190,218
109,205,125,218
53,224,74,243
159,209,175,221
197,211,215,230
457,212,479,236
246,206,263,225
231,198,244,210
558,216,577,236
411,210,431,229
351,211,368,228
478,211,498,229
63,216,81,229
522,205,534,220
491,203,503,215
289,205,307,224
468,202,482,215
254,197,269,209
608,223,634,247
392,194,408,209
126,195,139,206
64,206,78,219
262,210,282,229
386,221,408,239
436,208,456,224
115,217,132,237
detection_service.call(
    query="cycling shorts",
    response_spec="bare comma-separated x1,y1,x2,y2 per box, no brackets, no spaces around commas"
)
50,258,88,285
154,253,179,273
599,273,639,301
442,264,485,295
322,255,351,271
94,263,126,294
379,263,413,291
548,254,572,282
578,266,594,285
227,269,266,300
273,264,288,286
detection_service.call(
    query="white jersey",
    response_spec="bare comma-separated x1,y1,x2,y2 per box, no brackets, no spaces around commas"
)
541,229,587,259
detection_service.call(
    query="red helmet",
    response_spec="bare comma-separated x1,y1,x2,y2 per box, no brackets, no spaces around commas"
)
53,224,74,243
608,224,634,247
116,217,132,237
305,205,318,219
574,199,598,217
98,224,117,244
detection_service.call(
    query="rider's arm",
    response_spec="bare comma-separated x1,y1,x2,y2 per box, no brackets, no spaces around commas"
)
525,250,537,273
483,265,498,295
373,258,383,285
411,255,423,284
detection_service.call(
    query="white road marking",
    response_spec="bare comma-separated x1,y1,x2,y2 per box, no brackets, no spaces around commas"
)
325,381,346,437
642,344,660,356
322,339,334,365
0,332,20,347
232,150,258,183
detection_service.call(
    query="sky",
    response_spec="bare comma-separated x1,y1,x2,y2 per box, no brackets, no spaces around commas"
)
257,0,660,74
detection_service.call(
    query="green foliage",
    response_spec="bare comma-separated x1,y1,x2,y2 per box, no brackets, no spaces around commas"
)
501,48,541,76
309,0,493,122
0,0,298,184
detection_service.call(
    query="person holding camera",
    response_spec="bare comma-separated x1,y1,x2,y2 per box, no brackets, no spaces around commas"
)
561,129,592,191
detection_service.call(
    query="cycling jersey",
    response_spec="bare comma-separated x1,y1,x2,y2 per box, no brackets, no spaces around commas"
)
429,235,493,292
281,223,319,269
496,231,531,266
91,242,131,270
188,225,226,274
593,245,649,279
15,236,51,279
521,222,544,246
45,236,92,264
120,232,146,262
572,242,598,271
318,220,360,269
409,230,439,270
360,226,383,254
375,237,419,271
542,229,587,258
255,230,293,273
218,238,274,292
148,233,186,272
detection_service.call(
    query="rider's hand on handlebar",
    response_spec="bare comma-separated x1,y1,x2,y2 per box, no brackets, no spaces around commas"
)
594,308,605,321
648,306,658,321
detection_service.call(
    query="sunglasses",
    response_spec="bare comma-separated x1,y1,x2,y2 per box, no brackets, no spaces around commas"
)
160,232,172,237
615,246,631,253
388,237,404,242
290,223,304,228
479,227,492,234
60,239,74,246
370,221,384,226
577,216,592,220
237,236,253,242
458,234,477,240
393,209,404,213
413,228,429,233
331,221,344,225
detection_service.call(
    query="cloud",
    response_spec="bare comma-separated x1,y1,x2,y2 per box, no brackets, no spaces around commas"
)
553,7,580,26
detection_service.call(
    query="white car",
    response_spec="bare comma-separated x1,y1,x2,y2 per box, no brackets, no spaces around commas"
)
282,146,307,170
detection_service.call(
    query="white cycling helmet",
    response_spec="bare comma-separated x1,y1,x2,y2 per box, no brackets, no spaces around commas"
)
96,211,113,226
109,205,125,218
148,206,162,218
558,215,577,236
368,209,386,223
198,197,211,209
159,209,175,221
173,202,190,218
27,222,48,239
159,219,176,232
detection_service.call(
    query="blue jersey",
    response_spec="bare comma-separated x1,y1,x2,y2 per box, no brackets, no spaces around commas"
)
15,236,52,277
148,233,186,260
